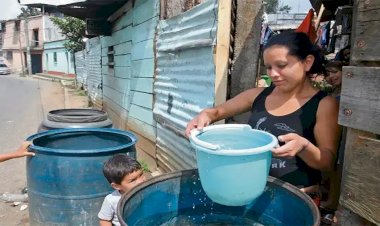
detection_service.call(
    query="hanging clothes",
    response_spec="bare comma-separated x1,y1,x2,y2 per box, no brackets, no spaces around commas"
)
260,25,274,46
296,9,317,43
320,21,330,47
327,21,337,53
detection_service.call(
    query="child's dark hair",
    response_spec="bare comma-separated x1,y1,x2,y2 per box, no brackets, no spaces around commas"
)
103,154,142,184
325,60,346,71
264,31,324,74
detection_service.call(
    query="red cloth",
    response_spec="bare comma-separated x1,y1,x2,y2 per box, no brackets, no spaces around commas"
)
296,9,317,43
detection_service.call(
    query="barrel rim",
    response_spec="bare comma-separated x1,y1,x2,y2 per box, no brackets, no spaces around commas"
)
117,169,321,226
27,128,137,154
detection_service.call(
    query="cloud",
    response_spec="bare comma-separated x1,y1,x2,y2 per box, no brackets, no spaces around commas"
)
0,0,22,20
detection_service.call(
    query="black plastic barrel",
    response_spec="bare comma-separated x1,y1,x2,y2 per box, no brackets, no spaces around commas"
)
27,128,137,226
118,169,320,226
38,109,113,131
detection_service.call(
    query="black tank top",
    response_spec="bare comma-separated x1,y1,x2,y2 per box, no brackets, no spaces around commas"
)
247,86,327,187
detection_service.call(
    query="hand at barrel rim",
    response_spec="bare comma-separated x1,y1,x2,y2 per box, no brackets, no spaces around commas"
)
185,111,213,138
13,141,35,158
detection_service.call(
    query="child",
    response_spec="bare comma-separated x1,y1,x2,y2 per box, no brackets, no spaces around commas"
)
325,61,345,100
321,60,346,224
98,154,146,226
0,141,34,162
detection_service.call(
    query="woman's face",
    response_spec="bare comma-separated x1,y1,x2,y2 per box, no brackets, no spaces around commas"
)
326,67,342,87
263,45,314,91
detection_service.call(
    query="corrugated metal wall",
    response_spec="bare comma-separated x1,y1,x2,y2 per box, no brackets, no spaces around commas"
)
154,0,218,172
85,37,103,109
74,50,87,89
100,0,160,172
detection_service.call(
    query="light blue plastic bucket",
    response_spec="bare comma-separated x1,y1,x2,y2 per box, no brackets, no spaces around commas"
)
189,124,278,206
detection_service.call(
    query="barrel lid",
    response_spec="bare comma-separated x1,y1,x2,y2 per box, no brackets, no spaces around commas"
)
47,109,109,123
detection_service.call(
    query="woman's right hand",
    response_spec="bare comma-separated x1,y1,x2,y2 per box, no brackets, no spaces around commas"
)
185,110,213,138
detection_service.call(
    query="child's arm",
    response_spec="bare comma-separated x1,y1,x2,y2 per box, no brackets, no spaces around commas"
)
98,194,116,226
99,219,112,226
0,141,34,163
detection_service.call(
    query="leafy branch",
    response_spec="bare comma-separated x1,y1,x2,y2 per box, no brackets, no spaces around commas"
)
50,16,86,53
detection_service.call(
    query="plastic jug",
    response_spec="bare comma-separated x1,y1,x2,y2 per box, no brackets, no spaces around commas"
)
190,124,278,206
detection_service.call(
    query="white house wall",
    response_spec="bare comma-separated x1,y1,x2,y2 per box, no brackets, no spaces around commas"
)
44,40,75,75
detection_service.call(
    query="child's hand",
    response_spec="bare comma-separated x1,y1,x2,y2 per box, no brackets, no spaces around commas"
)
13,141,35,158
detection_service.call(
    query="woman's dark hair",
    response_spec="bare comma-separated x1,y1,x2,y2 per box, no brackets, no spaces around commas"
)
264,31,324,74
334,45,351,62
103,154,142,184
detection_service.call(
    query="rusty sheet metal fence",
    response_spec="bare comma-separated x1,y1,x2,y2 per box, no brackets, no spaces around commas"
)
154,0,218,172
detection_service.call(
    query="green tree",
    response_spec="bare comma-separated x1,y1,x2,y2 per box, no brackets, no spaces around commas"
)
278,5,292,14
50,16,86,53
17,7,41,19
264,0,279,14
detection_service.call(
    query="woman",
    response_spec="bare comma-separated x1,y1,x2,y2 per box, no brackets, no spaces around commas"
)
334,46,350,64
186,32,341,197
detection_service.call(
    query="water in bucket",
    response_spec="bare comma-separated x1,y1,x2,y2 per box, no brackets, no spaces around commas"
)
189,124,278,206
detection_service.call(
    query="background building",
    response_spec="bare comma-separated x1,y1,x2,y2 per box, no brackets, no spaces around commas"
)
1,13,73,75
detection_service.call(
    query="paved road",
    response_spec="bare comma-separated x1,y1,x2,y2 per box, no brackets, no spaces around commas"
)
0,74,43,225
0,74,68,226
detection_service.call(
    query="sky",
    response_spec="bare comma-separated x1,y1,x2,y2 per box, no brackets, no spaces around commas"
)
0,0,313,21
1,0,22,20
282,0,313,13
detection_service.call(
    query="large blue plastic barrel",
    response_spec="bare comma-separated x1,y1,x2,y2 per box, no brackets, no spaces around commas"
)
26,128,137,226
118,169,320,226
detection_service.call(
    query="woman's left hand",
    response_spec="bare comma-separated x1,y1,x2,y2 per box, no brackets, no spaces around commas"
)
272,133,310,157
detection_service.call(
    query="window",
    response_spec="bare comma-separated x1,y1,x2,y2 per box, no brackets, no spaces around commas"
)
13,21,20,44
53,52,57,64
70,53,74,63
107,46,114,68
33,29,39,47
15,21,20,31
6,51,12,61
0,22,6,32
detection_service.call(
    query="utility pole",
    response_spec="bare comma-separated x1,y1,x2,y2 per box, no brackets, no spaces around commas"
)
18,20,25,75
23,16,32,75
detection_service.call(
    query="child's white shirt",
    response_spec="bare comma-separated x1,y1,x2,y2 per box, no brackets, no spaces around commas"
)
98,190,121,226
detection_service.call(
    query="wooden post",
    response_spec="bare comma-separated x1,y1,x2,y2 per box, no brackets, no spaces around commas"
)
315,3,325,30
229,0,263,123
214,0,232,112
336,0,380,225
